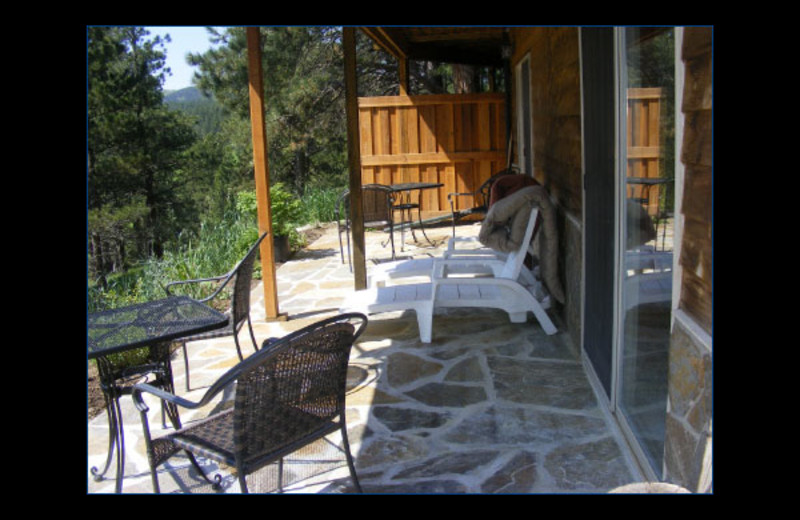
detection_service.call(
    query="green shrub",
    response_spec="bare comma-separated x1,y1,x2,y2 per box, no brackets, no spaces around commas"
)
236,183,306,247
268,183,303,239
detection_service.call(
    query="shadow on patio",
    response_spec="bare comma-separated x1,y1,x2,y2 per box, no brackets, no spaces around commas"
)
87,222,642,494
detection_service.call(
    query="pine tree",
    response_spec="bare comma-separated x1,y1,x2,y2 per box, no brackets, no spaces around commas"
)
88,27,197,281
188,27,399,195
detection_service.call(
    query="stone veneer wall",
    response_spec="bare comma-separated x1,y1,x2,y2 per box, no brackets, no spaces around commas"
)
662,27,713,493
664,314,712,491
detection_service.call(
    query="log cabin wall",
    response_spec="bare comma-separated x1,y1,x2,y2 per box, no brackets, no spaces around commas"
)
510,27,584,343
663,26,713,492
677,28,713,334
358,93,507,220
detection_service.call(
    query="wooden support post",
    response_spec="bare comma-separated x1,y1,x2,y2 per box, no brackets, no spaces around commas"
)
399,56,409,96
246,27,284,320
343,27,367,290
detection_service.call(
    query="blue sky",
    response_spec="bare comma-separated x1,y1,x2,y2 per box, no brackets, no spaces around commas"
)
145,26,222,91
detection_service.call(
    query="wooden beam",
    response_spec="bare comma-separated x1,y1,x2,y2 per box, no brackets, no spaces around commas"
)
343,27,367,290
360,27,506,67
360,27,408,60
358,92,506,108
246,27,283,320
361,151,507,167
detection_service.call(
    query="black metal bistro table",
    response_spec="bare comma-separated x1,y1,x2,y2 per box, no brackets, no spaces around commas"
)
388,182,444,250
88,296,228,492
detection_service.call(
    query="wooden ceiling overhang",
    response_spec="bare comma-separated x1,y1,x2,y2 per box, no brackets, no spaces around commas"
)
360,27,510,67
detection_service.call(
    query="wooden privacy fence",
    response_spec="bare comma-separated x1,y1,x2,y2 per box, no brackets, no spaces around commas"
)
627,87,665,216
358,93,507,220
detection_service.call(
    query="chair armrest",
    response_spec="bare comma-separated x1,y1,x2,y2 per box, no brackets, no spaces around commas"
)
447,191,478,201
448,236,479,246
432,257,506,278
164,273,232,302
443,251,503,261
446,236,493,254
132,382,203,413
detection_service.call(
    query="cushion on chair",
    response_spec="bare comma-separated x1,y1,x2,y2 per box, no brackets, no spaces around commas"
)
488,174,539,207
478,186,566,304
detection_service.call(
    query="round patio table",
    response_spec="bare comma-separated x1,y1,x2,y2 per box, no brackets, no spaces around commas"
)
389,182,444,250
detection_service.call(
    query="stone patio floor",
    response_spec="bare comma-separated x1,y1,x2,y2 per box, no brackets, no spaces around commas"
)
87,221,645,494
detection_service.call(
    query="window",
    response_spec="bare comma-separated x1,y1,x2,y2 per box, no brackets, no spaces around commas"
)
515,54,533,175
616,27,677,479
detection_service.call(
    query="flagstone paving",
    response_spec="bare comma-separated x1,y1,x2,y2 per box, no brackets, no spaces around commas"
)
88,222,643,494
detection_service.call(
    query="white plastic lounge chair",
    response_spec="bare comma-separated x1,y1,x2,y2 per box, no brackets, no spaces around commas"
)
624,249,673,311
368,241,518,287
368,185,554,290
368,238,538,289
343,199,557,342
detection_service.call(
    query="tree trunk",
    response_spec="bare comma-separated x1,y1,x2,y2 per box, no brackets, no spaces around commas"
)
90,232,108,288
453,65,477,93
293,147,308,194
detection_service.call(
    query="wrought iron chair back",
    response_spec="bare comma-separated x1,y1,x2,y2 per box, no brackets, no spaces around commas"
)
336,184,396,269
165,232,267,390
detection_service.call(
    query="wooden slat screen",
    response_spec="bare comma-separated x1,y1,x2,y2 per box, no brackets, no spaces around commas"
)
358,93,507,219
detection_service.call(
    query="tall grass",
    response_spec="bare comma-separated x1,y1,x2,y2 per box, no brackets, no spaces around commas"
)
300,186,342,225
88,212,258,312
88,185,342,313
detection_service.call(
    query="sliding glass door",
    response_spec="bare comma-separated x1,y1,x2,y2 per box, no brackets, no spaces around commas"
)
616,27,676,478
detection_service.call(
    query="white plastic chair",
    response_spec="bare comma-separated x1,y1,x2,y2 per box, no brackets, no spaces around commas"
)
624,249,673,311
343,205,557,342
367,226,536,288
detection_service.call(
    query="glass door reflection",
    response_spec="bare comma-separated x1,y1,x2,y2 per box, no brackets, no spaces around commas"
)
619,27,676,478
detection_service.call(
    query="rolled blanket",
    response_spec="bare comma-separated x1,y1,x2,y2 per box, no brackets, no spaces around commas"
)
478,185,566,304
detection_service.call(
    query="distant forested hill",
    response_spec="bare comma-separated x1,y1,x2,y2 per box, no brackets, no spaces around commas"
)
164,86,206,103
165,87,225,136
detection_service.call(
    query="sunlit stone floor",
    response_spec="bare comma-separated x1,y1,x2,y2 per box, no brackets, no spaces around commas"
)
88,222,641,494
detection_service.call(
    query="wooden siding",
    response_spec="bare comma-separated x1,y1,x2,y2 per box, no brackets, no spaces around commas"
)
513,27,583,216
679,28,713,333
358,93,507,219
510,26,583,344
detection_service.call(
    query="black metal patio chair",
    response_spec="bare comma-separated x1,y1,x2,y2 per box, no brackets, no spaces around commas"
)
132,312,368,494
165,232,267,391
336,184,396,269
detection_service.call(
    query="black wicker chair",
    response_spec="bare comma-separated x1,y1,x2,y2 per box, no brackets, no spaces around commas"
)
133,313,367,493
165,232,267,391
133,312,368,494
336,184,396,269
